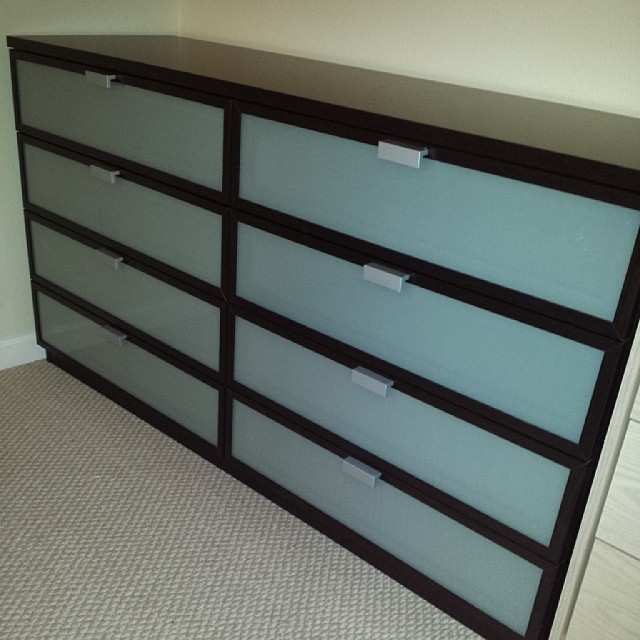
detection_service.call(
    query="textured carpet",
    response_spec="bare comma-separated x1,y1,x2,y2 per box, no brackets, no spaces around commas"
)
0,360,481,640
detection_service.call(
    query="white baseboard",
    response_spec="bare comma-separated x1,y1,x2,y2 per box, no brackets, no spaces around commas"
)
0,333,46,371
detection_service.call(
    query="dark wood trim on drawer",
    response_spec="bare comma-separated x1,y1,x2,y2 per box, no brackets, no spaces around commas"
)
17,125,226,206
34,273,223,386
533,462,600,639
31,281,223,389
430,145,640,213
10,49,229,107
232,303,578,468
23,212,37,288
25,211,223,307
528,559,569,640
222,89,235,210
230,104,640,344
10,50,230,205
226,389,559,640
43,345,222,466
217,214,234,454
612,230,640,340
25,201,224,302
28,270,43,346
18,134,228,214
232,101,640,212
577,341,630,459
223,214,239,459
231,209,620,352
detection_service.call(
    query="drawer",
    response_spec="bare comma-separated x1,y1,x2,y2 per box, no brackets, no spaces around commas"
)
22,142,222,287
37,291,219,445
238,112,640,321
235,221,605,444
231,399,544,637
234,316,572,548
15,58,225,190
30,219,220,371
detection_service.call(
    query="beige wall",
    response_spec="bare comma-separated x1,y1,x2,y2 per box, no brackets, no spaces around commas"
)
1,1,638,356
179,0,640,118
0,0,177,347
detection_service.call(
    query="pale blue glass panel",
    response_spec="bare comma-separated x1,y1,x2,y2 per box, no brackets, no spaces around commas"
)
31,221,219,370
18,60,224,190
234,318,570,545
24,144,222,286
232,400,542,635
240,115,640,320
236,223,604,442
38,293,218,444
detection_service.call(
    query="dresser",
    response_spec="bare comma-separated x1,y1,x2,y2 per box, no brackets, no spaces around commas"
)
7,35,640,640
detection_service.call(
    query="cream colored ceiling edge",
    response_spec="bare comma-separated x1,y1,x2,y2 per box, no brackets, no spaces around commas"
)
550,326,640,640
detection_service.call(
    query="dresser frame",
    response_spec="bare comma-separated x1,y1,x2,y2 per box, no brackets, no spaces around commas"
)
8,35,640,640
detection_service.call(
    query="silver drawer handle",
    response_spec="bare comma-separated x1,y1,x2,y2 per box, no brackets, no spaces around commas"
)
342,456,381,488
351,366,394,398
101,324,127,347
90,164,120,184
378,140,428,169
85,70,117,88
363,263,410,292
95,247,124,270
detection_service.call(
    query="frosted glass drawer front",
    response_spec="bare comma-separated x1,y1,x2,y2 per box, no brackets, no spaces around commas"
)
31,221,219,371
232,400,542,635
17,60,224,190
23,144,222,286
234,317,570,546
236,223,604,443
37,292,218,445
239,114,640,321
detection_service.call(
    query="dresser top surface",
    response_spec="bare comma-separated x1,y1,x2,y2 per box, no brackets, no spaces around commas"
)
7,34,640,184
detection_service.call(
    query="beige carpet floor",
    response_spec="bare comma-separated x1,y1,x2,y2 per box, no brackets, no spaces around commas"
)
0,360,481,640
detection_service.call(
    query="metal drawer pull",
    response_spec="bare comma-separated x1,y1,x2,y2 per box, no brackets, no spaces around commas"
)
342,456,381,488
377,140,428,169
101,324,127,347
90,164,120,184
363,263,410,292
351,366,394,398
95,247,124,270
84,70,117,88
